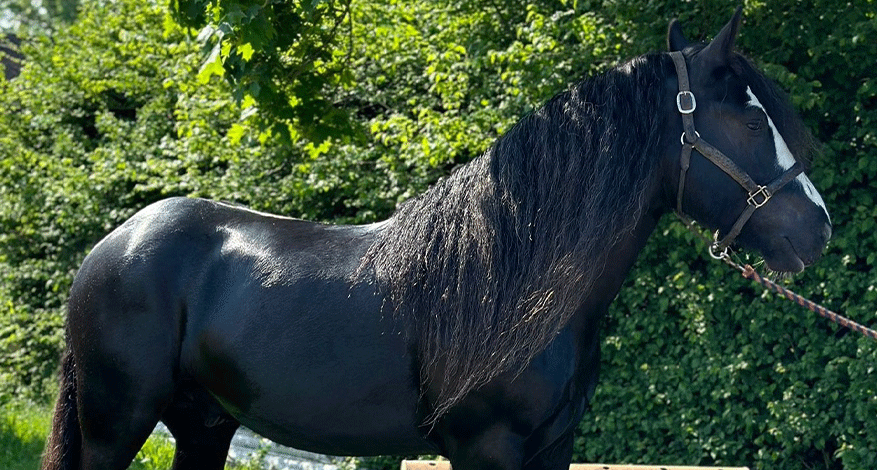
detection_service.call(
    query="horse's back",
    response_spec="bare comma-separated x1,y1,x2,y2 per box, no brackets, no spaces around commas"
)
72,196,371,301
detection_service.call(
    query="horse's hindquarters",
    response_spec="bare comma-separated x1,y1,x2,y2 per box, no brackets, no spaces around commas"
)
66,208,188,467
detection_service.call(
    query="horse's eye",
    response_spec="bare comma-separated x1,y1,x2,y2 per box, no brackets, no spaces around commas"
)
747,120,763,131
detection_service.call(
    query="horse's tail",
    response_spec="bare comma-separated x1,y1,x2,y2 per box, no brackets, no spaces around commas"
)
41,347,81,470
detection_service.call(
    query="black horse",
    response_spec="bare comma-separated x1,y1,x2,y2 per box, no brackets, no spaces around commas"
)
43,9,831,470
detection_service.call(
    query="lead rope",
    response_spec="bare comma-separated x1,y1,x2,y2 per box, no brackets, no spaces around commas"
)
678,215,877,341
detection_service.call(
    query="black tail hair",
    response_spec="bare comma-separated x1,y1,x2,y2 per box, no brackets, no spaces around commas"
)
41,347,81,470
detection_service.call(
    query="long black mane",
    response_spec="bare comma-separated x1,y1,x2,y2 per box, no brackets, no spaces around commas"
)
359,52,674,420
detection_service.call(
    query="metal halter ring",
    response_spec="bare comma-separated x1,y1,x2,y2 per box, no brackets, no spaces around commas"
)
680,130,700,146
709,241,729,260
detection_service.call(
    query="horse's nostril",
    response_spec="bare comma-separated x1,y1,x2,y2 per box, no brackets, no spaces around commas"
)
822,222,832,244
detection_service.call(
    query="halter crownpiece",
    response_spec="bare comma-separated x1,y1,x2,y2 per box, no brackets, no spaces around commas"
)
669,51,804,258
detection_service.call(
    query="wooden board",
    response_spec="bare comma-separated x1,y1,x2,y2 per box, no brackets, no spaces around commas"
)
400,460,750,470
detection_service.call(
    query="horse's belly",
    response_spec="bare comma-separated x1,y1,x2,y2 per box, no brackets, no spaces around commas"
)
183,281,431,455
231,337,428,455
237,389,431,456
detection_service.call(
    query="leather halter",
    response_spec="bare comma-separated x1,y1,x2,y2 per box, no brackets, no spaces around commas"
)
669,51,803,258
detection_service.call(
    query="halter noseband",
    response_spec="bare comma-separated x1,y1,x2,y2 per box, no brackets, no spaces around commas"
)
669,51,803,258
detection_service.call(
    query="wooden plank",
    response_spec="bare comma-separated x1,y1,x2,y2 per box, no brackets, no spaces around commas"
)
400,460,750,470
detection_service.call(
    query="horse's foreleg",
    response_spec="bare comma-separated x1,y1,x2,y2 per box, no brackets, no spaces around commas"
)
445,424,526,470
447,427,574,470
522,431,575,470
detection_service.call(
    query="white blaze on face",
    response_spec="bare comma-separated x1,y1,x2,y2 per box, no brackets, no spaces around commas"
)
745,87,830,224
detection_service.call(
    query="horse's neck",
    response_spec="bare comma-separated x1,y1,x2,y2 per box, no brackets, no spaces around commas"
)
568,204,663,333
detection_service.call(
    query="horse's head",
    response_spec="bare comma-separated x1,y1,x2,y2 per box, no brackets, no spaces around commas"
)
664,8,831,273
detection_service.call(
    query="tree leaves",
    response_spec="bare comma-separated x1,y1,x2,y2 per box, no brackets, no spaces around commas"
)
173,0,355,145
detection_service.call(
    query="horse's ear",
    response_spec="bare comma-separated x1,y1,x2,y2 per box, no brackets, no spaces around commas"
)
700,6,743,66
667,19,689,51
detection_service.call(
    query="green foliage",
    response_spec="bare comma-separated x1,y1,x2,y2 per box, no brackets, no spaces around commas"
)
171,0,355,144
0,0,287,402
129,433,178,470
0,0,79,33
0,0,875,469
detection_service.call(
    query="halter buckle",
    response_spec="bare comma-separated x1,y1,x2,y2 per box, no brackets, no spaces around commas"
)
677,91,696,114
747,186,771,208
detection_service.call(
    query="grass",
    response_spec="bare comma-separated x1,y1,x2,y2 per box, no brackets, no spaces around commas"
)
0,401,48,470
129,432,177,470
0,400,177,470
0,399,317,470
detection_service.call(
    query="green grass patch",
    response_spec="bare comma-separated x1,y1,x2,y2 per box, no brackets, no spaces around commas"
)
130,432,176,470
0,400,176,470
0,399,306,469
0,401,50,470
0,398,374,469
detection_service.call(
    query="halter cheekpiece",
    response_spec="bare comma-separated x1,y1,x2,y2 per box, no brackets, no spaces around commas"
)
669,51,804,259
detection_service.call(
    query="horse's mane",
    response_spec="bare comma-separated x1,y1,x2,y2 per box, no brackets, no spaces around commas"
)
358,53,673,421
